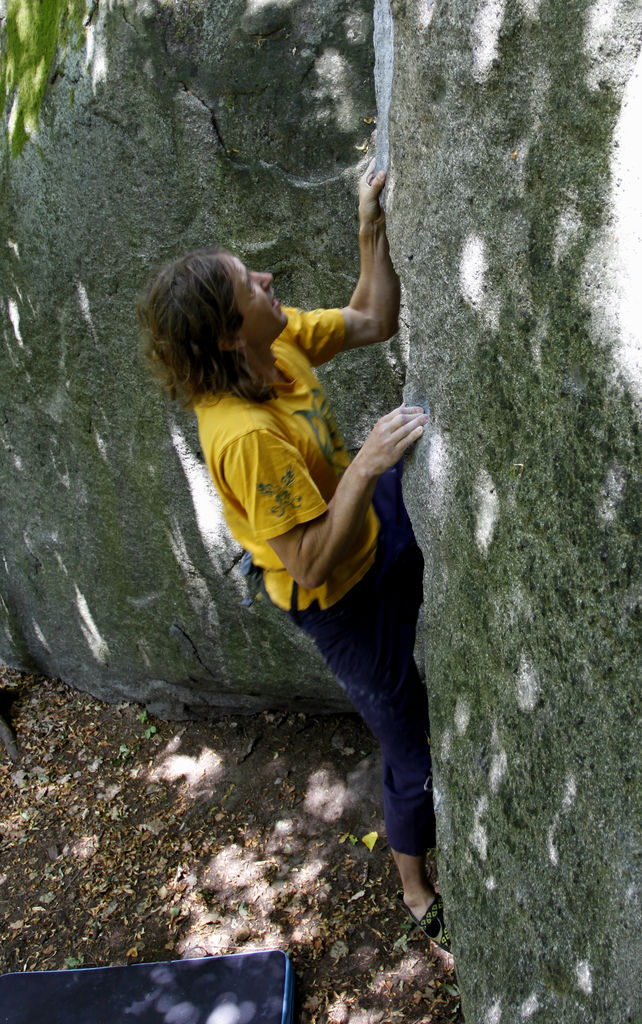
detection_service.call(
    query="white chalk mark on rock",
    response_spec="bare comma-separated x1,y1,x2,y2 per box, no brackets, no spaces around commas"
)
489,749,507,795
598,460,626,523
575,960,593,995
515,0,541,19
416,0,437,31
460,233,500,327
441,728,452,763
474,468,499,553
86,19,109,91
548,774,577,867
170,422,228,562
455,697,470,735
95,430,108,462
472,0,506,82
314,50,355,131
7,299,23,348
516,653,539,712
168,518,218,632
611,43,642,399
583,40,642,403
553,197,583,265
77,281,98,344
484,998,502,1024
471,795,489,861
32,619,51,654
562,776,577,812
427,429,450,515
460,233,488,309
75,584,110,664
583,0,639,92
520,994,540,1018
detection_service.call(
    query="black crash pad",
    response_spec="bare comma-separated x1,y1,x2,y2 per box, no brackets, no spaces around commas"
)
0,950,294,1024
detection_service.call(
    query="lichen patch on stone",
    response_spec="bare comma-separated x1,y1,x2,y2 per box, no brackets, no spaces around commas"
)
1,0,86,156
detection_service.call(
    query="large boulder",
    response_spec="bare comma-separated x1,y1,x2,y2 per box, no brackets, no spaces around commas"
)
381,0,641,1020
0,0,407,715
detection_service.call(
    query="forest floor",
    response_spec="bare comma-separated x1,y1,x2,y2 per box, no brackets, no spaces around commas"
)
0,667,462,1023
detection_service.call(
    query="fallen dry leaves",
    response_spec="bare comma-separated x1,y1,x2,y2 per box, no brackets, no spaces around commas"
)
0,667,462,1023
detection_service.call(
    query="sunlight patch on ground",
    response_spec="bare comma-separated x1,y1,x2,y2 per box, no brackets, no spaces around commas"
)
368,952,433,1008
68,835,100,860
304,769,349,822
205,844,270,890
291,859,324,889
149,749,224,790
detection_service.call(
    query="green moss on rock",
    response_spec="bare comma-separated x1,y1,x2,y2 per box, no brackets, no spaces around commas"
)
1,0,86,156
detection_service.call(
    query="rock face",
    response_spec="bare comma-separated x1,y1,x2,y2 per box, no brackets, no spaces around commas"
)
3,3,641,1017
0,0,408,715
380,0,641,1021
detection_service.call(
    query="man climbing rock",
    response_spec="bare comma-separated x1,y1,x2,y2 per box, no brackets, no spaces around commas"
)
139,159,450,953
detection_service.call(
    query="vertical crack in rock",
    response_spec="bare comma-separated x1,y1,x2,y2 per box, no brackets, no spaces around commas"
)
178,82,227,151
169,623,216,678
373,0,394,172
84,1,99,28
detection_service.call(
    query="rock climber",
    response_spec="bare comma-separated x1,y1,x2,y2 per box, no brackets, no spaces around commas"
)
139,158,450,953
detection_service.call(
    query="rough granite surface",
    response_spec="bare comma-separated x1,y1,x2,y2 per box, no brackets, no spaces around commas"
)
0,0,408,715
381,0,641,1021
2,2,641,1017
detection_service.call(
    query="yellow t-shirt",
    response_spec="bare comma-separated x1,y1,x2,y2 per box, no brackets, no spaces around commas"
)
195,307,379,611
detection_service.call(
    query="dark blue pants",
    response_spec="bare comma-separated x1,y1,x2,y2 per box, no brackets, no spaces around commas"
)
289,465,436,856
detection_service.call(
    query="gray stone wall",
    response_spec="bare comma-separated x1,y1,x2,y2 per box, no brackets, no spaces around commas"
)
381,1,641,1020
3,2,641,1015
0,0,407,715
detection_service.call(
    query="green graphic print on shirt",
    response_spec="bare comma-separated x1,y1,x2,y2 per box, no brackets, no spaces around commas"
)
293,388,347,474
256,466,303,518
256,389,347,520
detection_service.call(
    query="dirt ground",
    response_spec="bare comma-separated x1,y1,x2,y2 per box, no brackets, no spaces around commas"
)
0,667,462,1023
